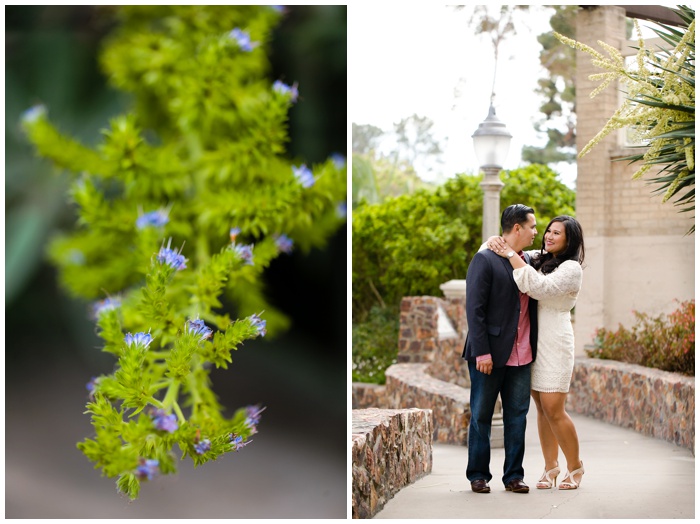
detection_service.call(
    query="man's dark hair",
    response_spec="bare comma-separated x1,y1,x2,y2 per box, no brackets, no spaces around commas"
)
501,204,535,233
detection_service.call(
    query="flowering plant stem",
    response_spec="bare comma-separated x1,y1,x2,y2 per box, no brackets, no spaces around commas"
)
20,5,347,500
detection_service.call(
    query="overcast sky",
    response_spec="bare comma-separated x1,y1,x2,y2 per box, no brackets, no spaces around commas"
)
348,4,673,189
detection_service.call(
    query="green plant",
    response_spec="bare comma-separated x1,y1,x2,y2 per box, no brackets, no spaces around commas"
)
351,164,575,320
554,5,695,232
587,299,694,375
352,306,399,384
21,5,346,500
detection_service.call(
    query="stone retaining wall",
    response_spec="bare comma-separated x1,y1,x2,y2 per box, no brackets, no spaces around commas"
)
385,363,470,445
351,408,433,519
567,357,695,452
398,297,439,363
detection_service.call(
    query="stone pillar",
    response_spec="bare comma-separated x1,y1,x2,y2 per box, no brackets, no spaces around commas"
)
480,166,504,242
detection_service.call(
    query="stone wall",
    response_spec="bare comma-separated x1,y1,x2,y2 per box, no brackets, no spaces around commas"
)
385,363,470,445
398,297,439,363
567,357,695,452
351,408,433,519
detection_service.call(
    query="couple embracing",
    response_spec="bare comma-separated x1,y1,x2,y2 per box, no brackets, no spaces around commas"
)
462,204,586,494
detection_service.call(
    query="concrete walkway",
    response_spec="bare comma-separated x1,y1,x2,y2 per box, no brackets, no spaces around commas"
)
374,399,695,519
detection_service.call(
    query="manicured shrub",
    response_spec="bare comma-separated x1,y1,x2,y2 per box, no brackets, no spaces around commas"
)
587,300,695,376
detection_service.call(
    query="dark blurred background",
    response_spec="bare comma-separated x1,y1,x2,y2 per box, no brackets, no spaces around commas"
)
5,5,348,518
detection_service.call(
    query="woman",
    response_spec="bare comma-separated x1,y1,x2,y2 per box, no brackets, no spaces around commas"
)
486,215,585,490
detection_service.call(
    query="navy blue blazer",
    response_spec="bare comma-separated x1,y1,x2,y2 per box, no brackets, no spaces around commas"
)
461,249,538,368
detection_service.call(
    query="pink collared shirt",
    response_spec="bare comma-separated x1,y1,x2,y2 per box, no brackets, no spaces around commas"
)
477,252,533,367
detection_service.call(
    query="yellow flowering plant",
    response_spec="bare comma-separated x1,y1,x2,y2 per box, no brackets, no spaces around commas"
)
554,5,694,231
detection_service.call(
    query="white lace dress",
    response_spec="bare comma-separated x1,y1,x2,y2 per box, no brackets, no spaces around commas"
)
513,256,583,393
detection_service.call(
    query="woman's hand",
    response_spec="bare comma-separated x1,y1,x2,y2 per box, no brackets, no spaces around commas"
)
486,236,514,258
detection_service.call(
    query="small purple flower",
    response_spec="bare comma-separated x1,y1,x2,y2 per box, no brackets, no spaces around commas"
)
86,376,99,399
68,249,85,265
274,234,293,254
230,434,252,452
136,209,169,229
292,164,314,188
91,296,121,320
136,458,160,481
229,227,241,242
336,201,347,219
245,404,265,434
157,239,187,271
187,318,213,341
150,408,178,433
330,153,346,169
194,438,211,455
248,313,267,337
228,28,257,51
273,80,299,103
232,243,254,265
21,104,46,124
125,331,153,348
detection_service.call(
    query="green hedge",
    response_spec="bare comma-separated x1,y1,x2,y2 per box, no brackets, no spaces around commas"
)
352,164,575,321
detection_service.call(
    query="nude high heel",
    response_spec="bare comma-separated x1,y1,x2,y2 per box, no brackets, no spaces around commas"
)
558,462,584,490
536,466,560,489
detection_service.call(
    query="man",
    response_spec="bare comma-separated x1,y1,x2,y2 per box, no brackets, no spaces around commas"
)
462,204,538,494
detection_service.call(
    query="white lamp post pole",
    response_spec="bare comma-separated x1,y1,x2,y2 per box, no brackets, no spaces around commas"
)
472,105,512,242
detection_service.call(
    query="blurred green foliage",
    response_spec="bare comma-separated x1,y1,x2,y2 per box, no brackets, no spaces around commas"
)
16,5,347,499
6,6,347,364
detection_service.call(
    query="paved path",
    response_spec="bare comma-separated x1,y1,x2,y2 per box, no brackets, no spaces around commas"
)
374,399,695,519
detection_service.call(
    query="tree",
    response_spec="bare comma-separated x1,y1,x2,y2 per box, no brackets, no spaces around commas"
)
392,114,444,180
352,122,384,157
522,5,578,166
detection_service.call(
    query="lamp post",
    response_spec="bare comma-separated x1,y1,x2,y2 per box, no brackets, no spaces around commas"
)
472,104,512,242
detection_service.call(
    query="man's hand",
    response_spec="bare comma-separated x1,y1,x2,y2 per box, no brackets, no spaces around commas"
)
476,357,493,375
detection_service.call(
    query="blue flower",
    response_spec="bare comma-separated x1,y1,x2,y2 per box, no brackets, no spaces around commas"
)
136,209,169,229
21,104,46,124
274,234,293,254
232,243,254,265
229,434,252,452
125,331,153,348
150,408,178,433
67,249,85,265
330,153,346,169
187,318,213,341
273,80,299,103
91,297,121,320
248,313,267,337
86,376,99,399
336,201,347,219
229,227,241,242
157,239,187,271
245,404,265,434
194,438,211,455
292,164,314,188
136,458,160,481
228,28,257,51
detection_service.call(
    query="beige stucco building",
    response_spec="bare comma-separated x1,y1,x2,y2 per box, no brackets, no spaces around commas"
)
573,5,695,355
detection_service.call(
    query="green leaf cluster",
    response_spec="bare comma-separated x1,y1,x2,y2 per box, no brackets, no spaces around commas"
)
20,5,346,499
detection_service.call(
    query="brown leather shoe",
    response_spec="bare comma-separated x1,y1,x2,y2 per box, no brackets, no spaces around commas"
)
471,479,490,493
505,479,529,493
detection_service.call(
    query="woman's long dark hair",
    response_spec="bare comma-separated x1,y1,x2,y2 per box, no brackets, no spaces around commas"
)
532,216,585,275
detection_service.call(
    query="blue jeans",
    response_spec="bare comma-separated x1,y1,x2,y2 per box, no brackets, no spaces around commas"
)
466,361,531,486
